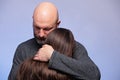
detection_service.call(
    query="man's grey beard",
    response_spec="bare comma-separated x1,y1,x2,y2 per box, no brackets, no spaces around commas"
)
34,34,46,45
36,38,46,45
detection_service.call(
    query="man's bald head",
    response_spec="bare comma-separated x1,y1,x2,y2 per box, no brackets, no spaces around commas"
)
33,2,59,24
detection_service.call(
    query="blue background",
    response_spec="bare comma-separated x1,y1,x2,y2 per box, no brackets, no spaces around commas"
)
0,0,120,80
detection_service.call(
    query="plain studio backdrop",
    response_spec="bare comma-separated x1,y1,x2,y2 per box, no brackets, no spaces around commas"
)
0,0,120,80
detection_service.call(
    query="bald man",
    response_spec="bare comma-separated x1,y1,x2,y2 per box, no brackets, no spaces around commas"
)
8,2,101,80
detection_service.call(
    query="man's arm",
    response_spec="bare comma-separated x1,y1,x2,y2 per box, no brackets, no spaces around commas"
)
8,44,24,80
48,42,101,80
9,38,41,80
34,42,101,80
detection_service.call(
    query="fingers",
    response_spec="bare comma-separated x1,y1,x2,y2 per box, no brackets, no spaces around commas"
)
33,53,40,60
33,48,49,62
33,44,53,62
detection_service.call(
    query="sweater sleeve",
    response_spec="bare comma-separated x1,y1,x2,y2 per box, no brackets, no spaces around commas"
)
8,44,25,80
48,42,101,80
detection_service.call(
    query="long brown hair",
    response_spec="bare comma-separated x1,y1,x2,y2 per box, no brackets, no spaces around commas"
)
16,28,75,80
45,28,75,57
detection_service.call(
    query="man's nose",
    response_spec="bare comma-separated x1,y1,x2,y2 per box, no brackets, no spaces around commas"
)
39,29,45,37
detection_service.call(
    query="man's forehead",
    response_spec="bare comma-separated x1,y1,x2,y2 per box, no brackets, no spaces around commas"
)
33,20,56,26
34,23,55,29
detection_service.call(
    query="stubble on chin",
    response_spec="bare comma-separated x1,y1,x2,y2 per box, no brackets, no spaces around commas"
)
34,34,46,45
36,38,46,45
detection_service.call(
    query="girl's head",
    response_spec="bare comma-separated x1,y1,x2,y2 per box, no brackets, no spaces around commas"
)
45,28,75,57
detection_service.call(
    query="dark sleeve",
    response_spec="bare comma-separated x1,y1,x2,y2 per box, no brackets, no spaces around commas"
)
48,42,101,80
8,44,25,80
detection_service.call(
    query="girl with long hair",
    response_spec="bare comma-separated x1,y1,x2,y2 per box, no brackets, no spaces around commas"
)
16,28,75,80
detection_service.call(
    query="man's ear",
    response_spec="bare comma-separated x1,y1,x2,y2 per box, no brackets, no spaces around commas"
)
57,20,61,27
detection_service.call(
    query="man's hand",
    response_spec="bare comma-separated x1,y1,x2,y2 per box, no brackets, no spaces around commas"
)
34,44,54,62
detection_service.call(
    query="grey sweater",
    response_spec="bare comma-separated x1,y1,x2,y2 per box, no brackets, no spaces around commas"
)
8,38,100,80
